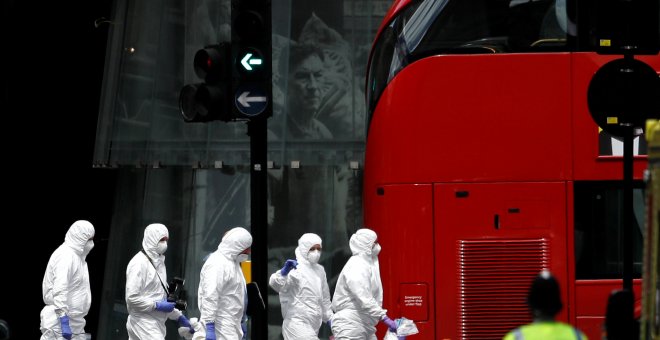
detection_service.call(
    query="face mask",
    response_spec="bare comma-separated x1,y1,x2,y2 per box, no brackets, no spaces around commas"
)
83,240,94,256
156,241,168,254
308,250,321,264
237,253,249,263
372,243,381,257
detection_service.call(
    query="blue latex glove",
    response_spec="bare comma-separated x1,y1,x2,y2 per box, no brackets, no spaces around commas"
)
59,315,72,340
241,319,248,339
398,337,406,340
178,315,194,333
206,322,216,340
382,315,397,332
280,259,298,276
154,300,176,313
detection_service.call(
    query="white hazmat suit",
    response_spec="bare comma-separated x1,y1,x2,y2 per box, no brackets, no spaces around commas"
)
331,228,389,340
40,220,95,340
125,223,183,339
269,233,333,339
198,227,252,340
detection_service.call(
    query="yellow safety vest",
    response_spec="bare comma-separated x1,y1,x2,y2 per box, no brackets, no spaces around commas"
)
502,321,588,340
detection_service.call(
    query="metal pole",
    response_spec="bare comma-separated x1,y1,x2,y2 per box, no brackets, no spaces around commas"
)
622,125,633,292
248,118,268,339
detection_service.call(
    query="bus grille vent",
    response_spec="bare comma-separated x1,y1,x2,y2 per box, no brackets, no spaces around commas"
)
457,238,549,340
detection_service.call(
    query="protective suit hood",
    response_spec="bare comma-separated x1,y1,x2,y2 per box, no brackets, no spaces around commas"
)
295,233,322,264
218,227,252,260
64,220,95,255
142,223,168,260
349,228,377,257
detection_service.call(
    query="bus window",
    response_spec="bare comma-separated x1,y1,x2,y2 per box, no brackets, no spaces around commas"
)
366,0,572,122
574,181,645,279
366,2,421,122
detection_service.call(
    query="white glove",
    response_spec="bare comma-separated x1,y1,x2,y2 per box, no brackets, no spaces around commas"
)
190,318,206,340
168,308,183,320
191,318,204,332
178,326,194,340
191,330,206,340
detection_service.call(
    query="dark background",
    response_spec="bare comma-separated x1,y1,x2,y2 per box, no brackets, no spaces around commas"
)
3,0,116,338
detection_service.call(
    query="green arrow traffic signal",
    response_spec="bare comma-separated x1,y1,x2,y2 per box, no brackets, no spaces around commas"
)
241,53,263,71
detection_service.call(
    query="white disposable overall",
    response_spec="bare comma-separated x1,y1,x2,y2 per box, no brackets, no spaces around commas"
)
198,227,252,340
331,228,387,340
269,233,333,339
125,223,182,340
40,220,95,340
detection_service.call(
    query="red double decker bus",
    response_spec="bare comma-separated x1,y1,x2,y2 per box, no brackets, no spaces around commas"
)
363,0,660,339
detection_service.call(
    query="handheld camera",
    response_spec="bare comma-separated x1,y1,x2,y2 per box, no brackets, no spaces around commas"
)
167,277,188,311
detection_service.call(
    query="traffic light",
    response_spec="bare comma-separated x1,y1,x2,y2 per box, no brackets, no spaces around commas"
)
179,43,232,122
179,1,272,123
230,0,272,120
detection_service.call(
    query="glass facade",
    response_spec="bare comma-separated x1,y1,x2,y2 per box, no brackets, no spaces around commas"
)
94,0,385,338
94,0,377,167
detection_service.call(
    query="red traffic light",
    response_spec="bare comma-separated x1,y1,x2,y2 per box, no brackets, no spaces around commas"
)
193,43,230,82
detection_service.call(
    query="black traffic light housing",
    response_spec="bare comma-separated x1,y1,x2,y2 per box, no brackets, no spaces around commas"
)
179,1,272,123
230,0,272,120
179,43,233,122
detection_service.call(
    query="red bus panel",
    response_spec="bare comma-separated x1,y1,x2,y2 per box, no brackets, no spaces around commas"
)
434,182,568,339
370,184,435,338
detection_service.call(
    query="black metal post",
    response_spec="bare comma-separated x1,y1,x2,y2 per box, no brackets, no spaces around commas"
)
248,118,268,339
622,125,633,292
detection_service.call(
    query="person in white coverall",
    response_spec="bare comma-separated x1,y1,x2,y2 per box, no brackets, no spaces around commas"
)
125,223,194,339
330,228,399,340
40,220,95,340
269,233,334,339
197,227,252,340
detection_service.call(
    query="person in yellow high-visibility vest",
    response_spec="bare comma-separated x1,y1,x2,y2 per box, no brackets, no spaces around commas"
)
503,271,588,340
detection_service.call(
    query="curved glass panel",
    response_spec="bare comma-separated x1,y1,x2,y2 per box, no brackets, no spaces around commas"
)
94,0,376,167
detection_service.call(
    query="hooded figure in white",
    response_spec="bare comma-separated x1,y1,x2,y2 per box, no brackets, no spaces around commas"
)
269,233,334,339
40,220,95,340
125,223,188,339
197,227,252,340
331,228,397,339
